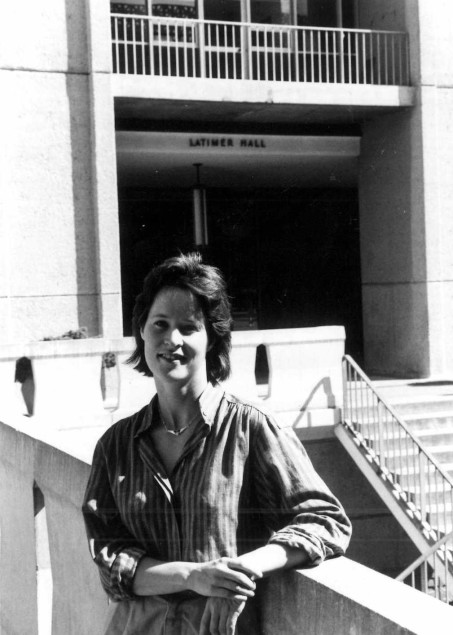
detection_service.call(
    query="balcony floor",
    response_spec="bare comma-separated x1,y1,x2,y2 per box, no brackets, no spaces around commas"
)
113,75,415,126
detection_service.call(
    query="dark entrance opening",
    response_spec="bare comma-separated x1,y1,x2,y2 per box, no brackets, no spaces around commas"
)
119,186,363,359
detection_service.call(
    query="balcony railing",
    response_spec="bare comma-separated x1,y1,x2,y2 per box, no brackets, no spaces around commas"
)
111,15,410,86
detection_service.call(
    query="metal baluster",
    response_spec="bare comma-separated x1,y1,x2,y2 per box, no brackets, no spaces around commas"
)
232,25,237,79
302,29,307,82
419,451,427,526
124,18,130,74
140,19,146,75
384,33,389,85
132,17,138,74
175,21,180,77
325,31,329,83
199,19,206,78
205,23,211,78
270,28,275,81
362,32,366,84
114,17,119,74
333,29,338,83
405,34,410,85
191,23,196,77
391,35,396,84
216,24,220,79
183,20,188,77
347,31,352,83
376,32,381,84
293,28,299,82
370,32,374,84
310,30,314,82
317,30,321,81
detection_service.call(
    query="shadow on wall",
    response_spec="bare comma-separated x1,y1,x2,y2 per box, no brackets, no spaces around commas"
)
14,357,34,416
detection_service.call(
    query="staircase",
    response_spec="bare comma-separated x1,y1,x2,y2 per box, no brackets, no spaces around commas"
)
336,357,453,603
372,380,453,482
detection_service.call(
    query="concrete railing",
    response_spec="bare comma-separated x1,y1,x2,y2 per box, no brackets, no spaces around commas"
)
0,418,451,635
0,326,345,430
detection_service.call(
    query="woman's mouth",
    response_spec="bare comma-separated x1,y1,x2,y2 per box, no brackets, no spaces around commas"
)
158,353,184,363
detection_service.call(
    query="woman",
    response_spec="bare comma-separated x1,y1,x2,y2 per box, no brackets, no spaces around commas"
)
83,253,351,634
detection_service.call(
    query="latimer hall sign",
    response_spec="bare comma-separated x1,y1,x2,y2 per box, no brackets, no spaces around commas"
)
189,137,266,148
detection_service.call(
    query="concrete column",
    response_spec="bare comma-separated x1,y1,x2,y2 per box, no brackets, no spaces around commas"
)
85,0,123,337
359,0,453,377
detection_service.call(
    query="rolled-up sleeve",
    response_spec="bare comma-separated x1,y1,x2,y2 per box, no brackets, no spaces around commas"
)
82,440,146,601
251,415,352,565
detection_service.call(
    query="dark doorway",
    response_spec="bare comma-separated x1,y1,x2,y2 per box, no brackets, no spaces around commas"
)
119,186,363,358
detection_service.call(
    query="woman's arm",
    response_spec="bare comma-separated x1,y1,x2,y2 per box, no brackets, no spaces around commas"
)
231,543,307,577
132,555,260,599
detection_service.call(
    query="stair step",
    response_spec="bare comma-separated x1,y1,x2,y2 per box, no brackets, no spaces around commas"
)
415,429,453,447
403,412,453,430
428,446,453,463
394,399,453,416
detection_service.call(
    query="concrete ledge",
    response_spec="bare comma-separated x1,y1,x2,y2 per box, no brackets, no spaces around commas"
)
261,558,453,635
112,75,415,108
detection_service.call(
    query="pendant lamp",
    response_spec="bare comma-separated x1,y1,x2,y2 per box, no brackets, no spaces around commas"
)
192,163,208,247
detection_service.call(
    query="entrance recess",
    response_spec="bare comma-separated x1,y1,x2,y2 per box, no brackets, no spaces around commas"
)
117,131,363,358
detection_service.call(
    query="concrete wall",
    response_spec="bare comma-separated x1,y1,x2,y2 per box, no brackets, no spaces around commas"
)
359,1,453,377
0,0,122,344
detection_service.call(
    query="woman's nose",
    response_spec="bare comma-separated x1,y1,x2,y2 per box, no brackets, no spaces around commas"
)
166,329,183,347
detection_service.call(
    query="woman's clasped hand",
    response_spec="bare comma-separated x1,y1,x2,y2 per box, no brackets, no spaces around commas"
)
187,557,262,601
190,558,262,635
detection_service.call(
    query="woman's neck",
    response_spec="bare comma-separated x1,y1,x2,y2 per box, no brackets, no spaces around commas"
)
155,378,208,428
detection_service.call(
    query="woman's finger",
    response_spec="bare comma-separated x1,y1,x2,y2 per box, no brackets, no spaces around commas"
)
227,560,263,581
215,566,256,590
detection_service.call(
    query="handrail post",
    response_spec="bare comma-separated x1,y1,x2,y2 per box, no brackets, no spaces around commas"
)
198,19,206,78
339,28,345,83
377,399,385,464
241,23,250,79
419,450,427,526
342,358,349,421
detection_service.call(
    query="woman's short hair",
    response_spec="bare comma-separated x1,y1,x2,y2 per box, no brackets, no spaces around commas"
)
128,253,232,383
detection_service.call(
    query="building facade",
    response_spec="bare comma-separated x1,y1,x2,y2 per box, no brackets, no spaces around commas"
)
2,0,453,377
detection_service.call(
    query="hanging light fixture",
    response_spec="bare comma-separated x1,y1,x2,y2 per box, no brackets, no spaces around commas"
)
192,163,208,247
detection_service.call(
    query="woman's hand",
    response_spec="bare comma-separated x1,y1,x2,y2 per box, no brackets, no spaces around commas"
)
199,597,246,635
187,557,261,600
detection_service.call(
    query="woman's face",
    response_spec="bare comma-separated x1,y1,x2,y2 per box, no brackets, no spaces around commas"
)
141,286,210,391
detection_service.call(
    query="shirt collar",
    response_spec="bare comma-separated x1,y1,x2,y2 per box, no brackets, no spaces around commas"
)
134,382,224,439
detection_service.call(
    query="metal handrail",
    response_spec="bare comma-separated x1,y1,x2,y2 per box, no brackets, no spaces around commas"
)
111,13,407,36
397,529,453,603
343,355,453,603
343,355,453,528
397,530,453,581
110,14,410,86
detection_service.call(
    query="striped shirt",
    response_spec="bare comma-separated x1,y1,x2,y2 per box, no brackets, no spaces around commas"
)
82,382,351,606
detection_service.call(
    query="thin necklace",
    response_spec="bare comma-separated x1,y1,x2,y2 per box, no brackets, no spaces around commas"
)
158,406,200,437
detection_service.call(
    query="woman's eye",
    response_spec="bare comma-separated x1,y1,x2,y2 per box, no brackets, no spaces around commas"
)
154,320,167,329
181,324,197,334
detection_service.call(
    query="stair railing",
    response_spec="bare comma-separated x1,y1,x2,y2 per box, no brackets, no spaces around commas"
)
396,529,453,603
342,355,453,601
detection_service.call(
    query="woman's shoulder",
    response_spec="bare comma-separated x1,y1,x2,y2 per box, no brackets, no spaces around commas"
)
220,388,281,429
